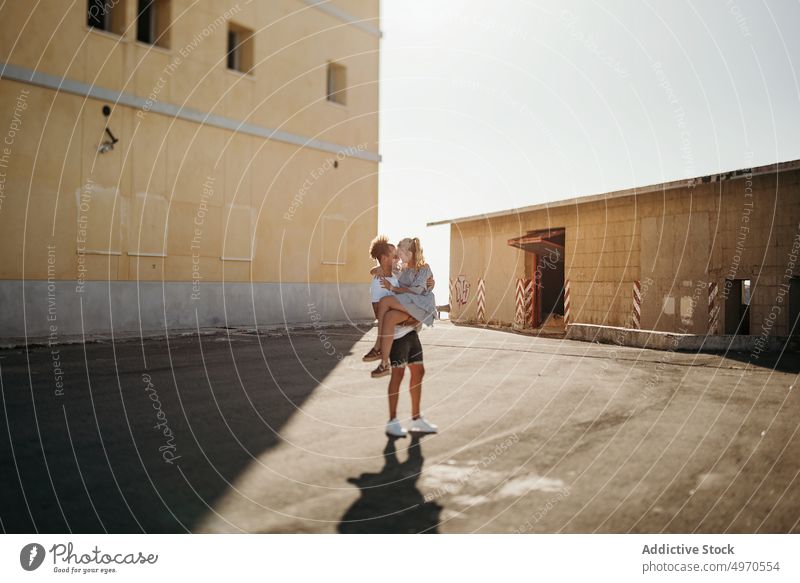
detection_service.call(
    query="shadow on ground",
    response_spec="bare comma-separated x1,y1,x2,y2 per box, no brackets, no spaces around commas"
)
338,435,442,533
718,348,800,374
0,327,364,533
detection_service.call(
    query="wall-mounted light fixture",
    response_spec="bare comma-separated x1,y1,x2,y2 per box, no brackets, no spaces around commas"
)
98,105,119,154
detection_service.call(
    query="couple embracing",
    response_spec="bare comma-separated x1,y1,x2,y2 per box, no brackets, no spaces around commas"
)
364,236,437,438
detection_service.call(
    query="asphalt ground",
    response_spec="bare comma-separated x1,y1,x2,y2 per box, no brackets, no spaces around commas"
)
0,321,798,533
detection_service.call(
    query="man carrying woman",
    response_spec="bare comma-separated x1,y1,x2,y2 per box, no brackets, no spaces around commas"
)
365,236,437,437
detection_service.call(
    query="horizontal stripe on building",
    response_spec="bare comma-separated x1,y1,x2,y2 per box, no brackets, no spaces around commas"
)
0,62,380,163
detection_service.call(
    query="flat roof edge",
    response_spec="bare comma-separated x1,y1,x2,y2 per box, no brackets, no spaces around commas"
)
426,158,800,227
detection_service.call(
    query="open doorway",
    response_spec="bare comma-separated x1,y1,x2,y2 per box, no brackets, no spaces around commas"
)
508,228,565,329
724,278,751,335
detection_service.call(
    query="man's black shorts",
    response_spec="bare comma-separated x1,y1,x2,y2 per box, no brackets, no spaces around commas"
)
390,331,423,368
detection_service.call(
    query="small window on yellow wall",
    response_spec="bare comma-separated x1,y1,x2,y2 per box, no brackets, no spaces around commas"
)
326,62,347,105
87,0,126,35
136,0,170,48
227,24,254,74
321,216,347,265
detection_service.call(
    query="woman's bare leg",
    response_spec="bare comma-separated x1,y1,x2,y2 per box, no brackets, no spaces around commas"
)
379,309,411,367
375,295,411,354
377,295,409,320
377,297,410,339
372,297,401,350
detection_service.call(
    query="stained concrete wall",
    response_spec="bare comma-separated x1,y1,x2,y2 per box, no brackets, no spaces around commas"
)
0,280,371,340
710,171,800,337
448,165,800,339
641,211,710,334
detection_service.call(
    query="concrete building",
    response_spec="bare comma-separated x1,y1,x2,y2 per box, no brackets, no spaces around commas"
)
431,160,800,350
0,0,380,339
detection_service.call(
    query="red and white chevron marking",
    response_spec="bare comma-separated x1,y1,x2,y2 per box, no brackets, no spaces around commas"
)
515,278,532,327
708,280,719,334
564,279,571,325
632,280,642,329
477,278,486,323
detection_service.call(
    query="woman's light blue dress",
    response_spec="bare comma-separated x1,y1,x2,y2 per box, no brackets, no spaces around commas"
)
396,264,436,326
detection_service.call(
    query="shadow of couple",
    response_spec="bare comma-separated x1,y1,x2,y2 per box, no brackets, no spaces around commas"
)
338,435,443,533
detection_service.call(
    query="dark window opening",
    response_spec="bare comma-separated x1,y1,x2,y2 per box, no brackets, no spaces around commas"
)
87,0,125,35
227,30,238,70
227,24,254,74
724,278,751,335
326,62,347,105
137,0,170,48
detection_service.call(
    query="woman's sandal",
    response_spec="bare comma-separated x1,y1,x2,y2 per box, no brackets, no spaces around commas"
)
371,362,392,378
362,347,381,362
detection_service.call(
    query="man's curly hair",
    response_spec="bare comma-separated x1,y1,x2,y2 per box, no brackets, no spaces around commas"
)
369,235,392,261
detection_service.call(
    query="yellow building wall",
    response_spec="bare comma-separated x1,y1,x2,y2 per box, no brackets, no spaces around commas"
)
0,0,379,286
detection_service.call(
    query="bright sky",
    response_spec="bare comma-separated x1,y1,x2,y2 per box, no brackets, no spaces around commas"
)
377,0,800,284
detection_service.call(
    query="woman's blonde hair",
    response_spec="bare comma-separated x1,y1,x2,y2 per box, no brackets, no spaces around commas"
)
397,237,427,268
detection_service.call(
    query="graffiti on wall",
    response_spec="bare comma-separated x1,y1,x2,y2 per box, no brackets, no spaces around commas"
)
453,275,470,306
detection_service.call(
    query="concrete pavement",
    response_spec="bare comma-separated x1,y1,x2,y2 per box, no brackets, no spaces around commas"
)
1,321,798,533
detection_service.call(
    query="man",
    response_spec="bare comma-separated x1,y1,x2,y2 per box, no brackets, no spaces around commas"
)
366,236,437,437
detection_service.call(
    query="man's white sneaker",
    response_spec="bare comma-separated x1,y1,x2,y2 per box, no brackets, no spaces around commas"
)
408,415,438,434
385,418,407,438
